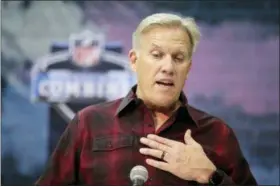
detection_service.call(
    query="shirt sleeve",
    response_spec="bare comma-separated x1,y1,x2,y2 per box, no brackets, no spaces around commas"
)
218,127,257,185
35,114,83,185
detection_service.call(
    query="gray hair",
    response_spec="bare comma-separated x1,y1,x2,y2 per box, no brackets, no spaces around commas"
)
132,13,201,57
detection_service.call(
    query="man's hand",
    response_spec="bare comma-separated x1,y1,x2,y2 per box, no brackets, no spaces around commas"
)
139,129,217,184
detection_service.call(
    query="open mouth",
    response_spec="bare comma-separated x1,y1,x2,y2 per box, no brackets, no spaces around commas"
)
155,80,174,87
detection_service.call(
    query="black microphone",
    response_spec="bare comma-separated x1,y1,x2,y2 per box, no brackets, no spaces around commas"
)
129,165,149,186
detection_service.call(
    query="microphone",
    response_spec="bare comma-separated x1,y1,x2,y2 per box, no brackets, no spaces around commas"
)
129,165,149,186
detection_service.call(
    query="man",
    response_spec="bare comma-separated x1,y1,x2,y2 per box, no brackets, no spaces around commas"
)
36,13,257,185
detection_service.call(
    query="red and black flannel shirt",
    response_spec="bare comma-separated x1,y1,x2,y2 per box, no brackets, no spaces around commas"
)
36,85,257,185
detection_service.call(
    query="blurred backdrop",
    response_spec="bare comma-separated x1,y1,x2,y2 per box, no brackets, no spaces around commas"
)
1,0,279,185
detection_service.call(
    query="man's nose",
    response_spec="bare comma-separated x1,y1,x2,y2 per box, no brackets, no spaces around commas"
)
161,55,174,75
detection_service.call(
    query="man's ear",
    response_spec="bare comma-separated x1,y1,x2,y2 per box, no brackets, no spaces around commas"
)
128,49,137,72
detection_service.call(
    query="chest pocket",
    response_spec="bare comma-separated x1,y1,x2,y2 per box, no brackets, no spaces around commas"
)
88,134,135,185
92,134,134,151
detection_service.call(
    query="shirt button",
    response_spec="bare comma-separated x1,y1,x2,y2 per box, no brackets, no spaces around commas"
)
148,124,153,127
108,141,112,148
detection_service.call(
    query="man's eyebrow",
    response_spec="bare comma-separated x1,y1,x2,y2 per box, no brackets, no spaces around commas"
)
176,49,188,54
151,43,162,49
150,43,187,55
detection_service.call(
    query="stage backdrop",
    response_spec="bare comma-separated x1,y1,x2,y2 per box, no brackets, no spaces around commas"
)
1,1,279,185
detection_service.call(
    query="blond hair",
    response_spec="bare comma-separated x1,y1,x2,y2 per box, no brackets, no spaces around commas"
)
132,13,201,57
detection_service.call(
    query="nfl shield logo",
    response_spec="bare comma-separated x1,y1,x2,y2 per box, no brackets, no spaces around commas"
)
69,30,105,68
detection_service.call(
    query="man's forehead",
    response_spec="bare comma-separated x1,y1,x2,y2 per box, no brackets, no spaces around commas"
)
144,41,189,54
140,27,190,49
142,26,189,38
151,42,186,49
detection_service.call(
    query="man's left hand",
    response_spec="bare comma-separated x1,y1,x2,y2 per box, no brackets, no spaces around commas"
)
139,129,217,184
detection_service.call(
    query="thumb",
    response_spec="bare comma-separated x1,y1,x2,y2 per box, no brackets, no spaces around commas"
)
184,129,196,145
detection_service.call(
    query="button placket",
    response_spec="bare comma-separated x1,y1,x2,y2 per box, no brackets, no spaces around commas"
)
142,106,155,136
144,123,155,136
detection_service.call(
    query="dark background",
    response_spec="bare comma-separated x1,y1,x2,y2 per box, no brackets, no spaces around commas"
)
1,0,279,185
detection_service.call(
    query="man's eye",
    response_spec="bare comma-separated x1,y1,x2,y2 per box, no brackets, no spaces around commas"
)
173,55,185,62
175,57,183,62
152,52,162,58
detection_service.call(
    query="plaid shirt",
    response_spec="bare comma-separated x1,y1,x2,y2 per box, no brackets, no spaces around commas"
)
36,85,257,185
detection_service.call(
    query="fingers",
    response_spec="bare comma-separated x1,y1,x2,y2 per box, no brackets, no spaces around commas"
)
140,137,171,153
145,159,170,172
184,129,191,144
139,148,171,162
184,129,198,146
146,134,177,147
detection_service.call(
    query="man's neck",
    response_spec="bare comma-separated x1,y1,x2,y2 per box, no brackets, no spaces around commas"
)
149,101,181,131
135,87,181,130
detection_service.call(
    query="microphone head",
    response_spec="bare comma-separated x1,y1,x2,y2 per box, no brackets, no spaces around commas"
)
130,165,149,183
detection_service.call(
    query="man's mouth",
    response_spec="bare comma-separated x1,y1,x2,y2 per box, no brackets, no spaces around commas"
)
155,79,174,87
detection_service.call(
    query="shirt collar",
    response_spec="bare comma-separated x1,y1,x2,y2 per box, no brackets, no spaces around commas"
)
115,85,199,127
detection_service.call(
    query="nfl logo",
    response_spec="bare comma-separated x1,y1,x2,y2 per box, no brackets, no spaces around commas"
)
69,30,105,68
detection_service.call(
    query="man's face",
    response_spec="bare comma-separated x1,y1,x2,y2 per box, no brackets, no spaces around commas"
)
129,26,192,108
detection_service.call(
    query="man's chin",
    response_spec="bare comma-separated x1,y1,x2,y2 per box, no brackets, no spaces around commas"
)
152,96,178,109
